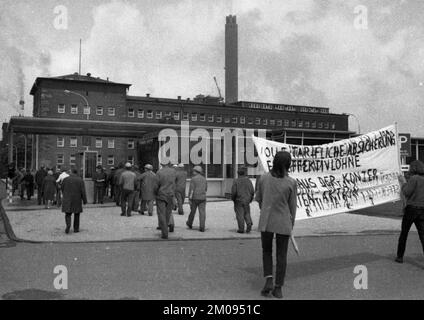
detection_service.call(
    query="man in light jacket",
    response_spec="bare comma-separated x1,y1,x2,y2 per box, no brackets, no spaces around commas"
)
186,166,207,232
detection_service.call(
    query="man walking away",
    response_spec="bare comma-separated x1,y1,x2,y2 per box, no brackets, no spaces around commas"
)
93,165,107,204
61,167,87,234
140,164,157,216
22,169,35,200
132,165,142,213
231,167,255,233
114,163,125,206
186,166,207,232
175,163,188,215
155,163,177,239
119,162,137,217
35,165,47,205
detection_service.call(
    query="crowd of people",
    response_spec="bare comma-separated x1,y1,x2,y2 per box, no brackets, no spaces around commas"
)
5,155,424,299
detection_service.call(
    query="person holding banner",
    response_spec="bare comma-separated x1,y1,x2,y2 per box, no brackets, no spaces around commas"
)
396,160,424,263
255,151,297,299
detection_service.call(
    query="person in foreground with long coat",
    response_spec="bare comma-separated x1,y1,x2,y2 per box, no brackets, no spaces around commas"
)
61,167,87,234
42,170,57,209
396,160,424,263
255,151,297,299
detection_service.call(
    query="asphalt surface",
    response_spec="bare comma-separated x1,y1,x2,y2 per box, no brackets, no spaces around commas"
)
1,234,423,300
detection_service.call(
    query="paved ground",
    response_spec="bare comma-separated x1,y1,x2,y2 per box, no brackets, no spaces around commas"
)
0,235,423,300
1,195,411,242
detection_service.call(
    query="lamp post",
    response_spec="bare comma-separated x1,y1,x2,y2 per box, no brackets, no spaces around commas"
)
64,90,90,120
343,113,361,135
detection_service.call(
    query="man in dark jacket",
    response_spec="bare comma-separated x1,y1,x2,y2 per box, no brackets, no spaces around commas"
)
155,163,177,239
231,167,255,233
93,165,107,204
139,164,157,216
35,165,47,205
61,167,87,234
175,163,187,215
22,169,35,200
114,163,125,206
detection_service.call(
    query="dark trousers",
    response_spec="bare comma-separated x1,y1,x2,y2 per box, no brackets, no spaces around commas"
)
175,190,185,214
114,185,121,206
56,188,62,206
141,199,154,215
397,206,424,258
132,191,140,211
188,200,206,230
37,184,44,205
110,184,115,198
93,185,105,204
157,198,173,238
121,189,135,216
261,232,290,287
65,213,80,231
234,201,252,232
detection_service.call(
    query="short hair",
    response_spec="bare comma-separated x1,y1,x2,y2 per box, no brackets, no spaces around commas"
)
409,160,424,176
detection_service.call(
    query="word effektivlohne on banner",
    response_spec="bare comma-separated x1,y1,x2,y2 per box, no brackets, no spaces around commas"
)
252,124,402,220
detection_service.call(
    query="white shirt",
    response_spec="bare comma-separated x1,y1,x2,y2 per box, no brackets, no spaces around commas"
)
56,172,70,184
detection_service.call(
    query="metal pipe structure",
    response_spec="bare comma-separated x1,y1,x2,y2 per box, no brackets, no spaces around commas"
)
64,90,90,120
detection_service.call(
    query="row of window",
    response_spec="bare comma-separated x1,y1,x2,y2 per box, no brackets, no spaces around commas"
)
56,154,134,166
58,104,117,116
135,109,336,129
57,104,337,130
57,137,135,149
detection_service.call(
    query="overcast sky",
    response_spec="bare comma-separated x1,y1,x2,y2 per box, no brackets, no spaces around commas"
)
1,0,423,137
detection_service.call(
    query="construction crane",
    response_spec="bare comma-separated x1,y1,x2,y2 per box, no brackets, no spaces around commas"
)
213,76,224,102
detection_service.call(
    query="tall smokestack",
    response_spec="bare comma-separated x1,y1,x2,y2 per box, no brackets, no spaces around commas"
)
225,15,238,104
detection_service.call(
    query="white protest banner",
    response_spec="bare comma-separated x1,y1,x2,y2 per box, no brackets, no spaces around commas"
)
252,124,402,220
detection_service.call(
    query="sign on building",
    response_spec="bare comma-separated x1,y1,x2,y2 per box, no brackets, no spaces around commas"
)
399,133,411,157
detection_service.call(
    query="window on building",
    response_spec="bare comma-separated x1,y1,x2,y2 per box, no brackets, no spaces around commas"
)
255,118,261,125
263,119,268,125
108,139,115,149
200,113,206,121
128,139,135,149
95,138,102,148
269,119,275,126
305,121,310,128
57,154,64,165
128,108,135,117
173,112,180,121
311,121,317,129
298,120,303,128
156,111,162,119
191,113,198,121
147,110,153,119
107,155,114,166
183,112,189,121
57,137,64,148
216,115,222,123
127,155,134,165
318,122,323,129
58,104,65,114
208,115,214,122
284,120,290,127
138,109,144,118
70,154,76,165
232,116,238,124
108,107,115,116
240,116,246,124
71,104,78,114
224,117,230,124
247,118,253,125
96,106,103,116
164,111,171,118
324,122,329,129
277,120,282,126
70,137,77,148
331,123,336,130
97,155,102,166
291,120,297,127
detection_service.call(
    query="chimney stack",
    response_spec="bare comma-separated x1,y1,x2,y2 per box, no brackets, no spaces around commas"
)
225,15,238,104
